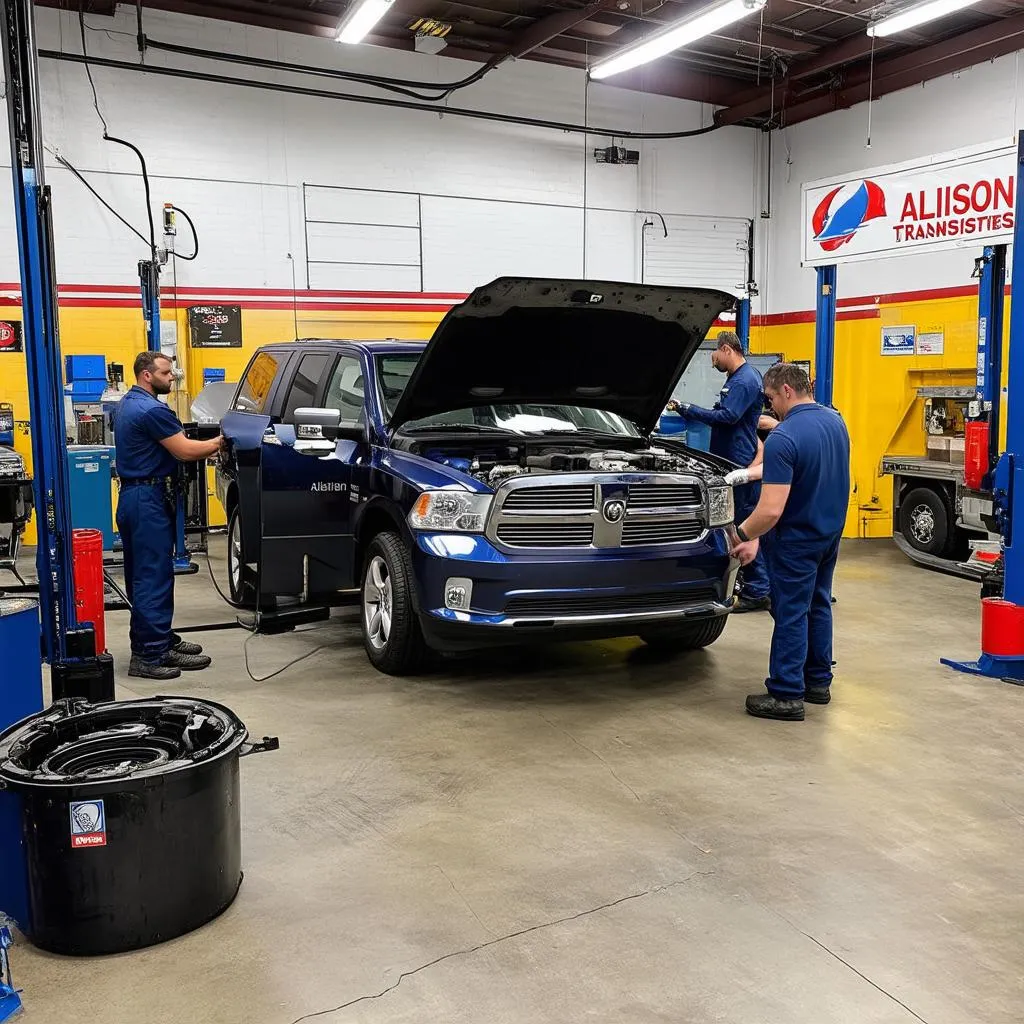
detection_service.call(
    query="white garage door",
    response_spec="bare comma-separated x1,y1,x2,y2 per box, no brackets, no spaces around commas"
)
641,215,750,295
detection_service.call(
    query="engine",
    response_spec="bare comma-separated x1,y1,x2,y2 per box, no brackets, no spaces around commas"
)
468,447,712,486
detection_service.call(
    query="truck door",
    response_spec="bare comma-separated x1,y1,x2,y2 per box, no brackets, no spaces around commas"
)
259,350,366,599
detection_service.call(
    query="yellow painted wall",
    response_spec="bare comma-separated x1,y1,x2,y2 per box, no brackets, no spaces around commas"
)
749,292,1007,539
3,306,445,542
1,292,1003,545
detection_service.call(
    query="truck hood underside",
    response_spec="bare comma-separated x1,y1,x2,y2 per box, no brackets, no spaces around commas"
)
388,278,736,433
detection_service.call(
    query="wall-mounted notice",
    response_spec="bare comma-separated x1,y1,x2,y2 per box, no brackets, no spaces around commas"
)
882,324,916,356
916,330,945,355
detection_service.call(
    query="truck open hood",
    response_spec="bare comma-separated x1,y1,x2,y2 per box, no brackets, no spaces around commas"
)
388,278,735,433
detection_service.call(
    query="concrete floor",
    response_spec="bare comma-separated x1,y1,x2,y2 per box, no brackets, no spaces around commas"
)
10,539,1024,1024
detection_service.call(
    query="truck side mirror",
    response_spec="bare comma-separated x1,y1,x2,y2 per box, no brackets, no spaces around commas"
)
294,407,341,440
293,407,365,444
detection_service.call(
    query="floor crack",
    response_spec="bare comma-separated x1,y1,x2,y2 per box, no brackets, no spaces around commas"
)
800,930,931,1023
757,902,931,1024
434,864,495,938
536,711,642,802
289,871,714,1023
536,712,713,855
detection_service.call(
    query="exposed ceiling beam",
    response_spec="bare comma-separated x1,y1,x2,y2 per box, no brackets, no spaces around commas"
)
502,0,614,60
778,10,1024,126
714,31,893,122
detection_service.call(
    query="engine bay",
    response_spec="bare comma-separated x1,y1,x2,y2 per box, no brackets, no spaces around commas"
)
412,439,724,488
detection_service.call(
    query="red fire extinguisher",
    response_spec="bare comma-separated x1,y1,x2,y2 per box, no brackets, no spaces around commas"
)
964,421,989,491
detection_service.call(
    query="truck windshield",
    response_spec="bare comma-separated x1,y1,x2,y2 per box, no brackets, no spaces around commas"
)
376,354,640,437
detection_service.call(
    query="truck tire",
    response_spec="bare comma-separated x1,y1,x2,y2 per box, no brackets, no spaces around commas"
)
640,615,728,652
227,506,260,608
899,486,953,557
361,531,427,675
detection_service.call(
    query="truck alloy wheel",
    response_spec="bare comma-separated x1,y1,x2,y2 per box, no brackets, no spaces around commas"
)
363,556,393,651
899,486,952,557
359,532,427,675
909,503,936,545
226,507,259,607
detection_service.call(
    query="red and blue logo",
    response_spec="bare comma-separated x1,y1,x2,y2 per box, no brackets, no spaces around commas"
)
812,180,887,251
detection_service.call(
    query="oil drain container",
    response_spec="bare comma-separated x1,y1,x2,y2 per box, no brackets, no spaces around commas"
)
0,697,278,956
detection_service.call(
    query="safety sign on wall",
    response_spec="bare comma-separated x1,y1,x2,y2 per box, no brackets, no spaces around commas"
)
916,330,945,355
70,799,107,849
0,321,22,353
188,304,243,348
881,324,916,356
802,139,1015,267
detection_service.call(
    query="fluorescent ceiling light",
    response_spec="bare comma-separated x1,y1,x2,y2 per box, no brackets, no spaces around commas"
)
589,0,766,81
336,0,395,45
867,0,983,38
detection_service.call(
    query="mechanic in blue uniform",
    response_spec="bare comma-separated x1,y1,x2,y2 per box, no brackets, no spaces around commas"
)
729,363,851,721
668,331,770,613
114,352,223,679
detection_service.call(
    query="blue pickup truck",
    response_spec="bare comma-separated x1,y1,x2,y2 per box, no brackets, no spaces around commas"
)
215,278,739,674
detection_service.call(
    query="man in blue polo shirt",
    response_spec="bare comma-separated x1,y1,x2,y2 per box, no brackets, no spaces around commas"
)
115,351,223,679
729,362,850,721
669,331,770,612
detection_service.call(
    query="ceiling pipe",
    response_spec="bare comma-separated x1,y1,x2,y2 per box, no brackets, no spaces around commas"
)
717,7,1024,126
714,33,893,123
781,26,1024,126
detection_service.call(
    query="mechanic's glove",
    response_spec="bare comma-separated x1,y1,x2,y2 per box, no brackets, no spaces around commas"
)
724,467,752,486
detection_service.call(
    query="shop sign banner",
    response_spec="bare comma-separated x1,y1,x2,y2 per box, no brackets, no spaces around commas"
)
802,141,1015,267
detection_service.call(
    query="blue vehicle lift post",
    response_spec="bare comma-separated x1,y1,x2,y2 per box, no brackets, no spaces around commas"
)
0,0,107,692
736,297,751,353
942,131,1024,681
974,244,1006,486
814,264,837,405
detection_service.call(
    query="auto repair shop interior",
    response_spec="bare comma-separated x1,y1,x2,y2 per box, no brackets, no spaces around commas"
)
0,0,1023,1020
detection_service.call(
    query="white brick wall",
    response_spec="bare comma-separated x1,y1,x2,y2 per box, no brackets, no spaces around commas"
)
0,6,757,297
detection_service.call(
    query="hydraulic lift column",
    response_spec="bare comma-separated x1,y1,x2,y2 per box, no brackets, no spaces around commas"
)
1,0,111,695
942,131,1024,681
736,297,751,353
814,264,837,405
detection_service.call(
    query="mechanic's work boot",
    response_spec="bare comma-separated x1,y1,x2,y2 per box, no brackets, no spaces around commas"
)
734,595,771,614
166,649,212,671
745,693,805,721
128,655,181,680
171,633,204,656
804,686,831,705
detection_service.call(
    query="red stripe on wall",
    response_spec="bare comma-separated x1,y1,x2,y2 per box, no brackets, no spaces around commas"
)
0,280,996,321
7,297,458,312
752,308,880,327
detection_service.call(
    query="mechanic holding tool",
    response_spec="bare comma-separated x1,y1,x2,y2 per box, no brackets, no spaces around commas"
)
114,352,224,680
668,331,770,613
729,363,851,722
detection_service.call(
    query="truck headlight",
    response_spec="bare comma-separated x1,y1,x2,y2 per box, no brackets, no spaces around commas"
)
706,485,734,528
409,491,492,533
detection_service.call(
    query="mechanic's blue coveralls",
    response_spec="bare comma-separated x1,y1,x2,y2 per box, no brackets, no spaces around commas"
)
685,361,769,600
760,403,851,699
114,386,182,661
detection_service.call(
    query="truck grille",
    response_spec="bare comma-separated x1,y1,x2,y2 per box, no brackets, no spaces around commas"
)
628,483,702,509
490,474,709,550
621,518,706,547
505,585,719,618
496,523,594,548
502,485,595,512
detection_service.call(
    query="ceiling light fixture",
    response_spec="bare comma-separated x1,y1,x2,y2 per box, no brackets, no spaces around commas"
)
589,0,766,81
336,0,395,45
867,0,983,38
